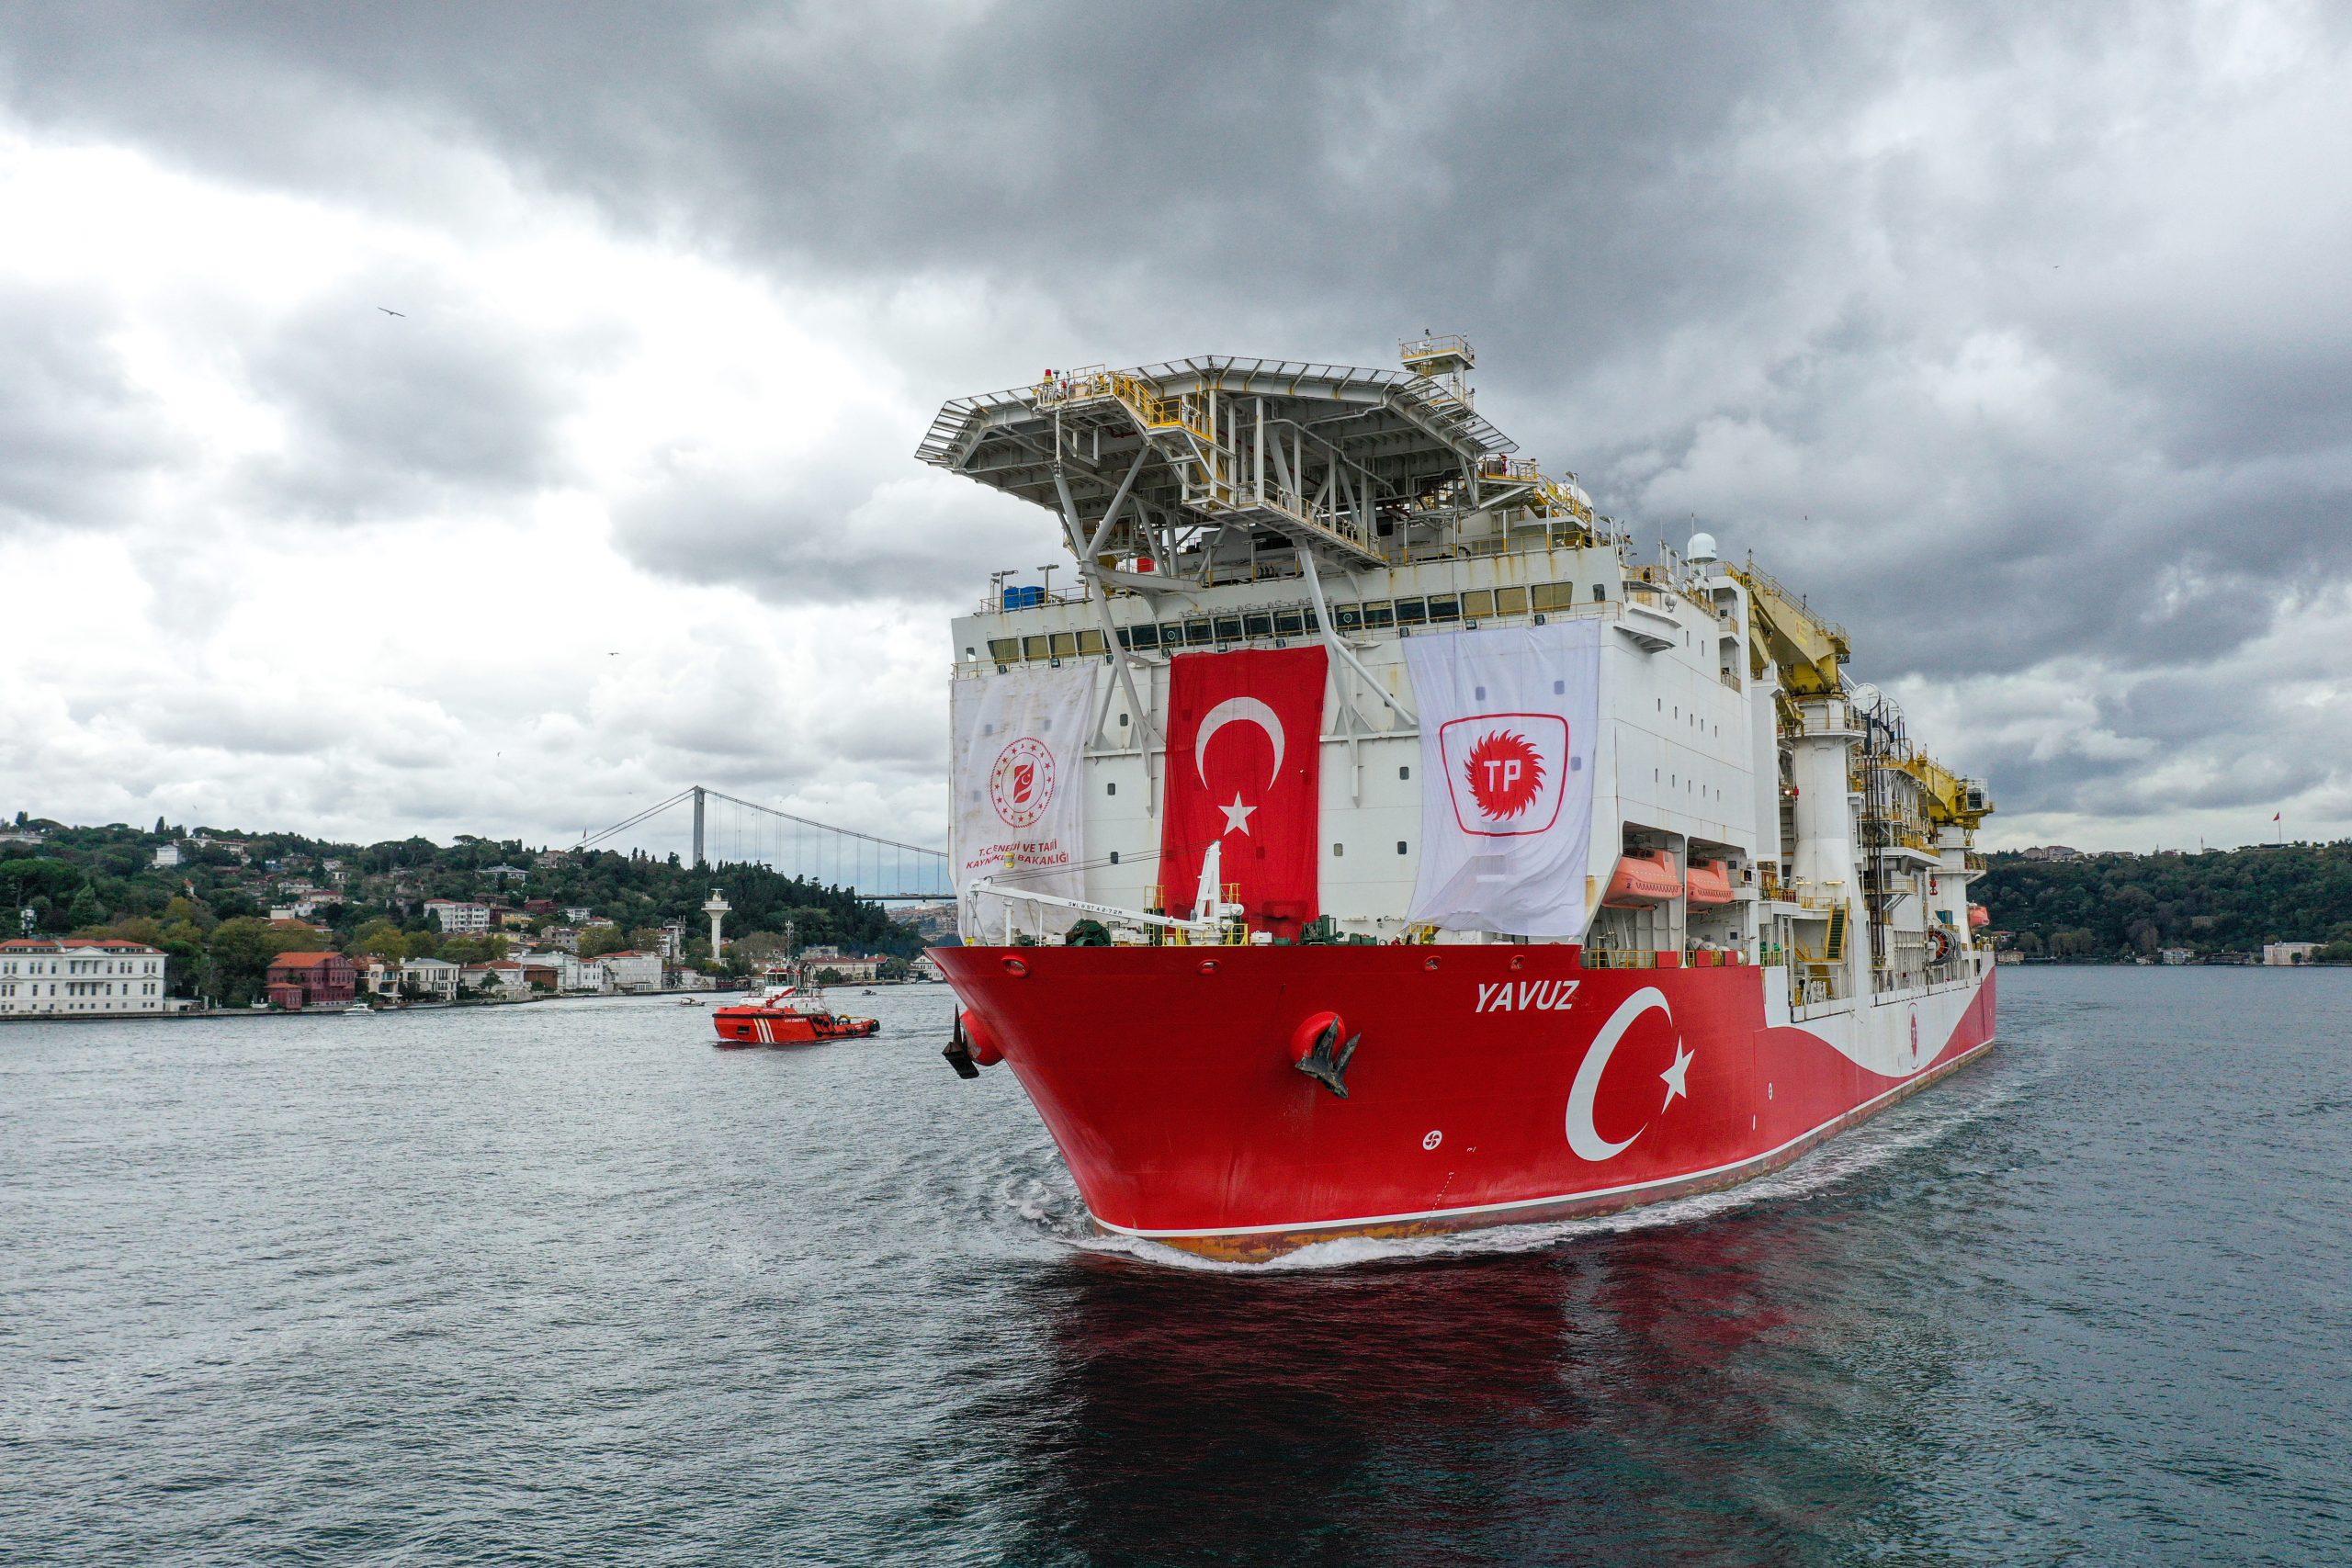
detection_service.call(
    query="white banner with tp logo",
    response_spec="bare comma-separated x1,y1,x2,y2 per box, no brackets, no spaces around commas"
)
949,661,1095,936
1402,619,1603,938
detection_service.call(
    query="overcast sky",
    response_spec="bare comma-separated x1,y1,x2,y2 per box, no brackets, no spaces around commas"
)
5,2,2348,857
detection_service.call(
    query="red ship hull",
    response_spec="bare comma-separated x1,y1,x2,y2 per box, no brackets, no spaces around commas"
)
935,945,1996,1260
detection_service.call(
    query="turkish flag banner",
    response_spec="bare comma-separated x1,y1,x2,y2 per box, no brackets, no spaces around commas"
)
1158,646,1327,937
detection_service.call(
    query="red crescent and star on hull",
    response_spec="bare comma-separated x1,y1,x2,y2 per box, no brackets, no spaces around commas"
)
935,945,1996,1261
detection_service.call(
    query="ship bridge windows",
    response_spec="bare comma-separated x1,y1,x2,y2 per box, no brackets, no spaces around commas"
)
1335,604,1363,631
1119,623,1159,650
1078,628,1105,656
1274,609,1306,637
1396,597,1428,626
1049,632,1079,659
1243,612,1273,637
1182,619,1215,646
1532,581,1577,612
1022,635,1049,660
1213,615,1245,642
1464,589,1495,618
1426,594,1461,623
989,637,1021,662
1497,585,1530,615
1363,602,1396,628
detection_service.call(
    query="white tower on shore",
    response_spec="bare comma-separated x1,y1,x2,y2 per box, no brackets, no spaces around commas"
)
701,887,730,956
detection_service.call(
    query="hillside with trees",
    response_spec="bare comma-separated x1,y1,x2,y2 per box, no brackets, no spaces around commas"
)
1,814,921,1004
1977,843,2352,962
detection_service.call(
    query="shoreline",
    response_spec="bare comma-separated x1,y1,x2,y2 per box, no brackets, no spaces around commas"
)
0,979,954,1025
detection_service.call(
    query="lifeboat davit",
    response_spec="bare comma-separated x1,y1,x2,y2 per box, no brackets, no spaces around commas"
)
712,987,881,1048
1967,904,1991,930
1603,850,1681,908
1685,859,1735,908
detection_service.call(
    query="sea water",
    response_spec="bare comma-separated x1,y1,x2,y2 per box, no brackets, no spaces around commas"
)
3,970,2346,1565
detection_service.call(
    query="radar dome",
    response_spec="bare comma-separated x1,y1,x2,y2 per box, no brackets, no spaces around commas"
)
1687,531,1718,564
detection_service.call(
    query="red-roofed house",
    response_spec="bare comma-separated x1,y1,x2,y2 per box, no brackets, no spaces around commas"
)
266,952,358,1010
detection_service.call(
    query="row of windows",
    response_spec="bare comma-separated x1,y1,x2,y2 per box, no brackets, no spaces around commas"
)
0,982,160,998
985,581,1609,663
0,960,158,976
1098,840,1416,870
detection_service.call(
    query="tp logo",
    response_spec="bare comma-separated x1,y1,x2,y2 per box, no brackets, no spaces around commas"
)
1439,715,1568,837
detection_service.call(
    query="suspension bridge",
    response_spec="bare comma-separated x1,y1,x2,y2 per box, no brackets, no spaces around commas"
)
577,786,952,901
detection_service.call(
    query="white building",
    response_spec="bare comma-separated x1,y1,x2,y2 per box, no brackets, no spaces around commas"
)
153,843,182,867
2264,942,2321,966
0,939,171,1016
602,952,663,993
400,956,463,999
464,961,530,999
424,899,492,932
807,954,885,983
511,948,604,992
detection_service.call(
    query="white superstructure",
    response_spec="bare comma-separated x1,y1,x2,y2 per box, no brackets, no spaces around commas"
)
928,339,1994,1020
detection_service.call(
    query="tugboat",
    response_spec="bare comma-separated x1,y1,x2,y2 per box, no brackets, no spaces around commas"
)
711,956,880,1048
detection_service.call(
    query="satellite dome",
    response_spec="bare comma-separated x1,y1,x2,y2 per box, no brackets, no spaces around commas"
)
1688,531,1718,564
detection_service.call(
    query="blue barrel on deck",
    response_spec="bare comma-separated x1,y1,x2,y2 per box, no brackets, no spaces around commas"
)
1001,584,1046,610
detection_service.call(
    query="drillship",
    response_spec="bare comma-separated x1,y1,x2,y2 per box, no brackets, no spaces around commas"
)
923,338,1996,1261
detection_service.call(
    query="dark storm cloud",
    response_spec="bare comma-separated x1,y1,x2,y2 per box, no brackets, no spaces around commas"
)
609,441,1044,609
0,283,180,534
7,1,2352,838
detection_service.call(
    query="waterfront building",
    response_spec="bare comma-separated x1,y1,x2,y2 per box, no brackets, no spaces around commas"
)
601,952,663,993
265,953,358,1010
2264,942,2321,966
400,956,463,999
424,899,492,932
509,948,603,992
0,939,170,1016
463,961,529,999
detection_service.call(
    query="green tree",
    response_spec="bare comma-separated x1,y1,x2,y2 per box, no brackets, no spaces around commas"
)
206,918,316,1005
816,966,844,985
440,933,511,964
350,919,408,958
877,955,911,981
578,925,632,959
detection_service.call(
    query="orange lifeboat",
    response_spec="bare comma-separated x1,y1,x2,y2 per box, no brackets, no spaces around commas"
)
1967,903,1991,930
1685,859,1735,908
1603,850,1681,908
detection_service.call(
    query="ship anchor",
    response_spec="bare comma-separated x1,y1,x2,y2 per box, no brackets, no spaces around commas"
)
1293,1019,1361,1099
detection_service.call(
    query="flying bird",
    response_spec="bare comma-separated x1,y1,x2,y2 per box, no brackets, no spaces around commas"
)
378,307,405,317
